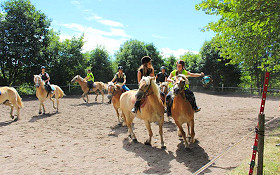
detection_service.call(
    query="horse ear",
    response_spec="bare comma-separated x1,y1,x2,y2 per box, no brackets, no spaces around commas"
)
150,76,155,81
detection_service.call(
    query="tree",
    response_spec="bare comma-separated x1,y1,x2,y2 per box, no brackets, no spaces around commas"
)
196,0,280,71
47,35,86,86
180,52,203,73
145,43,164,74
88,46,113,83
200,40,241,88
115,39,149,84
0,0,51,85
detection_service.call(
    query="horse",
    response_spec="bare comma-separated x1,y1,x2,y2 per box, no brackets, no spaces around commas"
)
34,75,65,114
159,82,169,105
107,82,125,124
71,75,106,103
0,87,24,121
171,74,195,149
120,76,166,148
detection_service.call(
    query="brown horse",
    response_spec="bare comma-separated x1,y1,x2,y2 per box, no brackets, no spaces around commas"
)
107,82,124,124
159,82,169,105
120,76,165,148
71,75,106,103
34,75,65,114
171,74,195,148
0,87,24,121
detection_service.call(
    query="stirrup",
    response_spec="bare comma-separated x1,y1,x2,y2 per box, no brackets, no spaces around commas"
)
195,107,201,113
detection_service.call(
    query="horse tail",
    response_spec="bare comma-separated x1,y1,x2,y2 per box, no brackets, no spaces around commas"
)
101,82,107,92
56,86,66,98
16,91,24,109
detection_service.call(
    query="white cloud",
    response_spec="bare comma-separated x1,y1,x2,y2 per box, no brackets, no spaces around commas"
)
98,19,124,28
84,10,124,28
71,0,81,8
160,48,199,58
152,34,166,39
61,23,130,55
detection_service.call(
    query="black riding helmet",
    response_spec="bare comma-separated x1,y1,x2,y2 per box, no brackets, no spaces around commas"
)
141,56,152,64
118,66,123,70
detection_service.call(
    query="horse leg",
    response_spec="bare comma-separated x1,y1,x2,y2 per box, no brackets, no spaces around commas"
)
42,102,46,114
82,93,86,103
190,119,195,143
56,97,59,113
86,94,89,104
95,91,98,102
101,90,104,103
159,117,166,149
10,105,14,119
39,101,42,114
121,112,127,126
50,96,56,110
125,112,137,142
187,122,191,138
144,120,153,146
114,105,121,124
175,120,189,149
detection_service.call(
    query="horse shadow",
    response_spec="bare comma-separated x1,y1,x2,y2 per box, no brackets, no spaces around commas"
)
108,123,127,137
122,138,175,174
175,140,211,174
29,112,57,123
0,120,16,127
70,102,102,107
163,120,177,132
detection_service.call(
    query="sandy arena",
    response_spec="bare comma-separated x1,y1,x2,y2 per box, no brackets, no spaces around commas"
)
0,92,279,175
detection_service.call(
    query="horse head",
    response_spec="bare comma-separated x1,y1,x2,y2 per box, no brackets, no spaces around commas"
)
173,74,189,95
107,82,122,100
71,75,80,83
159,82,168,95
34,75,43,88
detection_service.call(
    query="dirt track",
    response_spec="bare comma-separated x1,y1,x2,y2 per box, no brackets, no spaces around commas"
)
0,93,279,174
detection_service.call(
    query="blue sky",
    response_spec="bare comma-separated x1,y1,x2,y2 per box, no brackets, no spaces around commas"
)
2,0,219,57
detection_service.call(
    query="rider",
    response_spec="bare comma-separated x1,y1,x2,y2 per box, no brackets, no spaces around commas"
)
85,69,95,90
166,60,204,116
39,66,53,93
131,56,155,113
156,66,168,83
111,66,130,91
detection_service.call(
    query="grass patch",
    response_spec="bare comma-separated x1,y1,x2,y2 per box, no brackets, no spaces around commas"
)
228,124,280,175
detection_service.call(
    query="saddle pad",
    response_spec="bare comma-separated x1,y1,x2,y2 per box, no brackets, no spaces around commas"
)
50,85,56,91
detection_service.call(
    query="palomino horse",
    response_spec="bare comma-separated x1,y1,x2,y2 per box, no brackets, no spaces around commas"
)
0,87,24,121
171,74,195,148
34,75,65,114
71,75,106,103
107,82,124,124
120,76,165,148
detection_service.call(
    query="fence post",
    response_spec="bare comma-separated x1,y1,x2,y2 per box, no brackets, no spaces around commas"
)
257,114,265,175
68,84,71,93
221,84,224,93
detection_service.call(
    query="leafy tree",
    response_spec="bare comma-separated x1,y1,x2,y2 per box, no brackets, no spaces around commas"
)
145,43,164,74
196,0,280,71
47,35,86,86
163,55,177,75
200,40,241,88
0,0,51,85
180,52,203,73
115,39,149,84
88,46,113,83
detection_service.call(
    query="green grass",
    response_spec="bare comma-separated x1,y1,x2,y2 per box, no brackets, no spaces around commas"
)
228,125,280,175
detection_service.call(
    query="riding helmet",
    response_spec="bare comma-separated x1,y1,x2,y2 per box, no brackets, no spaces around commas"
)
141,56,152,64
160,66,166,70
41,66,46,69
118,66,123,70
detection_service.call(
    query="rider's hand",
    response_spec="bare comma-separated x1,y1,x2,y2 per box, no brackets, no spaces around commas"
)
201,72,205,77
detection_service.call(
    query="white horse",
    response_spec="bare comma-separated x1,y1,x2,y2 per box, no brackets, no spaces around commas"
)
34,75,65,114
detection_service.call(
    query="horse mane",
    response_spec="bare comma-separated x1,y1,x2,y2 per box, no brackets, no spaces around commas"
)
142,76,160,100
76,75,86,82
177,74,189,85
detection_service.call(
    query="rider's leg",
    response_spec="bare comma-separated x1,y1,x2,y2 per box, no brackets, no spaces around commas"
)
166,91,173,117
122,85,130,91
184,89,200,112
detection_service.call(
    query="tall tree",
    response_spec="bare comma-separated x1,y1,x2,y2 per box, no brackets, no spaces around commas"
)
0,0,51,85
163,55,177,75
115,39,149,84
145,43,164,74
88,46,113,83
196,0,280,72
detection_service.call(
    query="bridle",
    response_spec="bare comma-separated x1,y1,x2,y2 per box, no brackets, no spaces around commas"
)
173,76,185,96
160,83,168,96
34,76,42,88
108,84,117,96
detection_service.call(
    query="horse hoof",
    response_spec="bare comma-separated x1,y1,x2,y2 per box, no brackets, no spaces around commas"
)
118,123,122,126
144,141,151,146
132,139,138,143
43,112,45,115
161,146,166,149
13,117,18,121
39,112,42,115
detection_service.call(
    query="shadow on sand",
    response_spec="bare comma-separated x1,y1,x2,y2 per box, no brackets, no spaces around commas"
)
70,102,102,107
122,138,211,174
108,123,127,137
29,112,57,123
0,119,17,127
